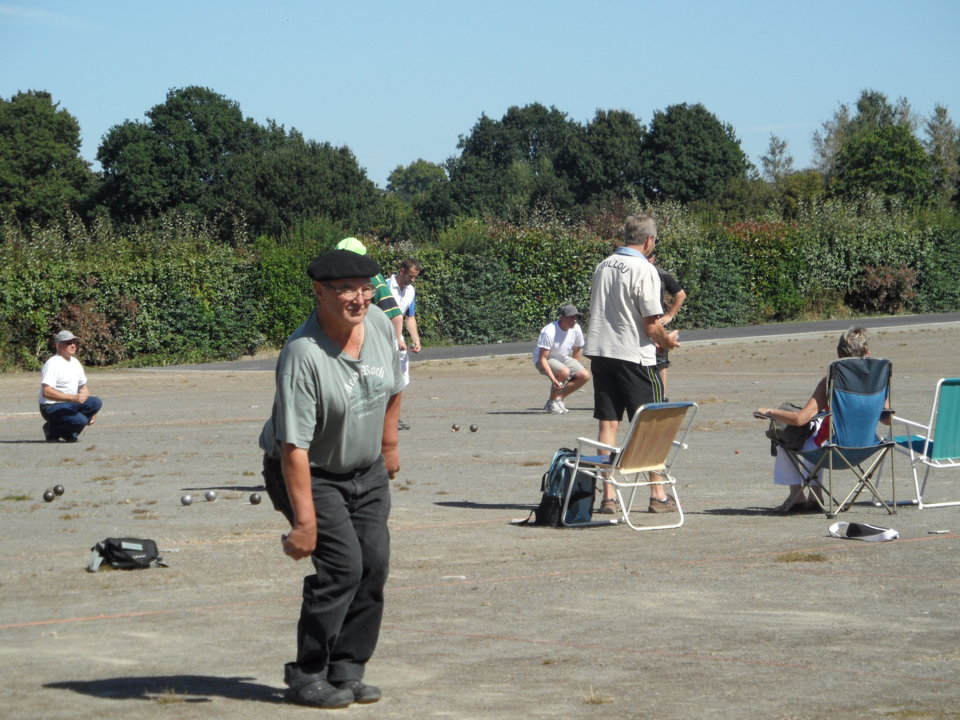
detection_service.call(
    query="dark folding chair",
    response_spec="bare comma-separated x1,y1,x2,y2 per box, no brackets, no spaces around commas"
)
780,357,895,517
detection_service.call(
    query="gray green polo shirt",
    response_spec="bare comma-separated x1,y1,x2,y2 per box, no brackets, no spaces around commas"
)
259,305,403,473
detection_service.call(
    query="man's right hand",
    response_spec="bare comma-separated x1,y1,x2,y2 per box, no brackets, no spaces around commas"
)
282,522,317,560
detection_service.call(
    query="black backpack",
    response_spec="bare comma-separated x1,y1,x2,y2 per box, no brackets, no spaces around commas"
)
530,447,596,527
765,402,815,455
88,537,167,572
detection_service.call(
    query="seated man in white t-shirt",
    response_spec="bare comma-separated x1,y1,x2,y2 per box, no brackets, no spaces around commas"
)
533,305,592,415
38,330,102,442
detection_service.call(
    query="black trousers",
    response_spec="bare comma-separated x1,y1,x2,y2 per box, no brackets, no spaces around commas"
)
263,454,391,682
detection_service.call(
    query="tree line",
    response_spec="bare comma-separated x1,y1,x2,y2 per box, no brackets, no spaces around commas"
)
2,86,958,238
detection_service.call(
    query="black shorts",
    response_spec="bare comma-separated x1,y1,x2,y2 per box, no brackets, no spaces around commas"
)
589,356,663,422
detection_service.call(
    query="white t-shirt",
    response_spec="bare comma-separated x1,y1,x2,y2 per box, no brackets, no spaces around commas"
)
388,275,416,316
532,320,584,367
583,247,663,366
38,355,87,405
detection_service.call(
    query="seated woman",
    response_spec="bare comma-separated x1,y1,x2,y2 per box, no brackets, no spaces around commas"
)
756,327,880,513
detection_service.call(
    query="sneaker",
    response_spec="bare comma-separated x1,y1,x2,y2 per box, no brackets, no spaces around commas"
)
648,496,678,513
42,422,56,442
335,679,382,704
599,498,618,514
398,418,411,431
556,399,570,414
543,400,565,415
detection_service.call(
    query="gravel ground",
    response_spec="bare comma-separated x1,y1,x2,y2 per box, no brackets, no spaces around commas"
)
1,323,958,720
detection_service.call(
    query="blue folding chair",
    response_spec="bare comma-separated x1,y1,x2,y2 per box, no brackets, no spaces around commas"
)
892,378,960,509
784,357,895,517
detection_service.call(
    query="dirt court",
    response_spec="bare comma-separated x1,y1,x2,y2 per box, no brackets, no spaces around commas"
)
1,323,958,719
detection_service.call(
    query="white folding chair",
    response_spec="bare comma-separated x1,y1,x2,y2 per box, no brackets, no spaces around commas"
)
562,402,697,531
892,377,960,509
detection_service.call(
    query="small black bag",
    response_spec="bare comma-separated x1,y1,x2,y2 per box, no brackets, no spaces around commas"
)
88,537,167,572
765,402,815,455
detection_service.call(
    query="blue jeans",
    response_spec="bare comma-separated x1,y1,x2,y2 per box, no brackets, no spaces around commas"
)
39,397,102,440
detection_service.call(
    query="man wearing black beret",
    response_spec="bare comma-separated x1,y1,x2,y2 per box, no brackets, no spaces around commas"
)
259,249,404,708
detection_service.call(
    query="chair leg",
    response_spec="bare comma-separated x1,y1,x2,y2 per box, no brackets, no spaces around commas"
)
613,475,684,532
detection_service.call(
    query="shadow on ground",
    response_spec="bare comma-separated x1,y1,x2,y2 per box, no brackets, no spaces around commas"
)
45,675,283,704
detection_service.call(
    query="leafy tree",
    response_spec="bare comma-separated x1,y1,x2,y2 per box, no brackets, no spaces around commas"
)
383,159,450,241
387,159,447,203
777,170,825,219
813,89,913,176
923,104,960,207
563,109,646,205
218,128,377,238
0,90,93,225
830,125,931,201
97,86,267,222
760,134,794,183
641,103,748,203
446,104,579,218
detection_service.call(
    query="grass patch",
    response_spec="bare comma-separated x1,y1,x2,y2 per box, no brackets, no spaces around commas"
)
775,551,827,563
583,686,615,705
2,494,30,501
152,688,186,704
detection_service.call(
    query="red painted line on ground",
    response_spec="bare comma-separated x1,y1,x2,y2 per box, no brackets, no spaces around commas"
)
1,534,953,629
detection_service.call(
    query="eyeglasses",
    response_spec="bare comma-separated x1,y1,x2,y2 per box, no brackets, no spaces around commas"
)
323,283,375,301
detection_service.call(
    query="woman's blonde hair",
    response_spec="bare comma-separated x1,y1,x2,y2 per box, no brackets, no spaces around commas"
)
837,326,869,358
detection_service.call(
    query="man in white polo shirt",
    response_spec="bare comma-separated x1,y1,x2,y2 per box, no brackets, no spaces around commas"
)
584,215,680,514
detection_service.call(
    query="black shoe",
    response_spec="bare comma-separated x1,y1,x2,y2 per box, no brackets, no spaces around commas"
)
283,663,354,708
335,679,382,704
42,423,56,442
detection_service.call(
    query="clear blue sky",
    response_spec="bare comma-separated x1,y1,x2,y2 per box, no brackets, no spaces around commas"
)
2,0,959,188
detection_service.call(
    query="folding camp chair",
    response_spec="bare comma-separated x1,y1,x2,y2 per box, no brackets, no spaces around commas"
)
891,378,960,509
560,402,697,531
780,357,896,517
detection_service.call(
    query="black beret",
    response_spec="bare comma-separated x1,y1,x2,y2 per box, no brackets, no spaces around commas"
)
307,249,381,282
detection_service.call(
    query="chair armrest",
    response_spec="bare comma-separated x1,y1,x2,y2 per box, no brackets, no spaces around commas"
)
575,437,619,453
891,416,930,434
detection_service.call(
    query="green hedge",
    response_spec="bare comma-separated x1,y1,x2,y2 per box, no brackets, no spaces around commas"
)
0,214,261,369
2,199,959,371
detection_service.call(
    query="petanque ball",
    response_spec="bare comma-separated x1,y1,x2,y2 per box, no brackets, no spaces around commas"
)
42,490,55,502
205,490,217,502
451,424,460,432
470,424,478,432
180,494,193,506
250,492,262,505
53,484,65,496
